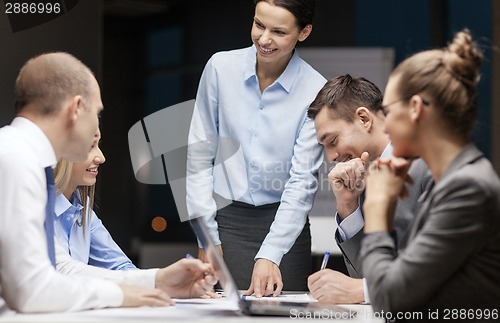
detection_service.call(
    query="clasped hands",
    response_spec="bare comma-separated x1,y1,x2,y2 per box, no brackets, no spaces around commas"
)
329,152,412,199
363,156,413,233
329,152,412,234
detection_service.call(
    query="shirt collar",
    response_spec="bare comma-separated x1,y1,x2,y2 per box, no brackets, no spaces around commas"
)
243,45,301,93
11,117,57,169
55,193,73,218
277,49,301,93
55,192,83,218
243,45,258,82
381,143,394,159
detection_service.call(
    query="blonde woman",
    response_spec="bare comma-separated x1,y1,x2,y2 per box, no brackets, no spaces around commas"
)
54,129,135,270
54,129,217,299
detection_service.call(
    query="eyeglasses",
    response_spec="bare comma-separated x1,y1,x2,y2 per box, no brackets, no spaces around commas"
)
375,95,430,114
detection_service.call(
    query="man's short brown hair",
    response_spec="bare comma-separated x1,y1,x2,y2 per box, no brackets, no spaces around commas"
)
308,74,383,122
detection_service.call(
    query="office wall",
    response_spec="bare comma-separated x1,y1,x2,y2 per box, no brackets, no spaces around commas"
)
0,0,101,126
355,0,492,157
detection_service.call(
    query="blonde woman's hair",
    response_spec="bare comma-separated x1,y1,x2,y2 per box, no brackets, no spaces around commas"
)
54,159,95,237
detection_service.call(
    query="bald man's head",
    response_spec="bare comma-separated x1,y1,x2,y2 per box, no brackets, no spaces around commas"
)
14,52,94,115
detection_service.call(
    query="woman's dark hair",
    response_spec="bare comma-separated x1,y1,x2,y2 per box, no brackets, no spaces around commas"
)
254,0,315,29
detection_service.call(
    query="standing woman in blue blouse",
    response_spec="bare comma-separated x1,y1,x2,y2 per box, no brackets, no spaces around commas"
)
187,0,326,296
54,129,136,270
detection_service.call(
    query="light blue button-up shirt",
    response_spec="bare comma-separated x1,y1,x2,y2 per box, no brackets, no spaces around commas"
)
187,45,326,265
54,192,137,271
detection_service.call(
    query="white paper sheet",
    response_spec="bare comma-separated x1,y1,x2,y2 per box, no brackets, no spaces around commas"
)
240,293,314,303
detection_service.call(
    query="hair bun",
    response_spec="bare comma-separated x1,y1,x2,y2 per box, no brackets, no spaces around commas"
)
442,28,483,87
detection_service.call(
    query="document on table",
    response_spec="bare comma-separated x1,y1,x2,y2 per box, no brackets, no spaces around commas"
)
241,293,314,303
173,297,240,311
72,299,240,320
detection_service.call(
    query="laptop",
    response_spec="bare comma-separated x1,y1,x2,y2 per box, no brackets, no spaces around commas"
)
189,216,356,318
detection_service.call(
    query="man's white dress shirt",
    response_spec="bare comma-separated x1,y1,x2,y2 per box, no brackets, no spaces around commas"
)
0,118,124,316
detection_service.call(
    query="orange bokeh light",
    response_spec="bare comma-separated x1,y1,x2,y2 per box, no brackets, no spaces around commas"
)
151,216,167,232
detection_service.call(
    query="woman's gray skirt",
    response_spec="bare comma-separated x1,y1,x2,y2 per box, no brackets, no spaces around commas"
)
215,195,311,291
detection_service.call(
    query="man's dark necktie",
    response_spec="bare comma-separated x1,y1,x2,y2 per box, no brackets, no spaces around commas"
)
44,166,56,267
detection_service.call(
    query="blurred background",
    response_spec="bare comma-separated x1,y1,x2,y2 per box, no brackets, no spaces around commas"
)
0,0,499,271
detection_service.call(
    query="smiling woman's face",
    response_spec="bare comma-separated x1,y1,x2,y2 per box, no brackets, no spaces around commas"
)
69,130,106,190
251,1,310,67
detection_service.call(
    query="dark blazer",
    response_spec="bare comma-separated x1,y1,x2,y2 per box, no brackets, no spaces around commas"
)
336,158,432,277
361,144,500,314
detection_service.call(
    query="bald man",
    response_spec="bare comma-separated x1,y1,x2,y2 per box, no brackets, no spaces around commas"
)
0,53,176,315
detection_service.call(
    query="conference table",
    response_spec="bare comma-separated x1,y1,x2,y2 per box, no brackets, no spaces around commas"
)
1,298,384,322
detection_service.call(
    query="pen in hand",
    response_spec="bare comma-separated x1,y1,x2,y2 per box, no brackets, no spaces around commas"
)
320,251,330,270
186,253,213,277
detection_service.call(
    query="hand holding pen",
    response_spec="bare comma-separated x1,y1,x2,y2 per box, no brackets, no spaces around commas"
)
320,251,330,270
185,254,221,299
153,254,217,299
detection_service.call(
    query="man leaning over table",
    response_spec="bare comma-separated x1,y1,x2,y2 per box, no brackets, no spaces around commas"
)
306,75,432,304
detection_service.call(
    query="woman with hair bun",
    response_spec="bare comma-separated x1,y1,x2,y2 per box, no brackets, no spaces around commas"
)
361,29,500,316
